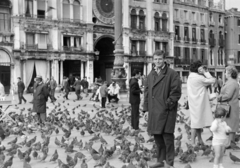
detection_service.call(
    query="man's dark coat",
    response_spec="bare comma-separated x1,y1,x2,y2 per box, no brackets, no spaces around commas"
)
129,78,142,105
143,65,181,134
33,83,49,113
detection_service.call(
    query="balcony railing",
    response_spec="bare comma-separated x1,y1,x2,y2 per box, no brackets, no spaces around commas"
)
26,44,38,50
131,26,147,32
200,39,206,45
174,58,191,65
209,38,216,47
62,46,83,52
174,36,181,42
209,20,215,26
174,17,180,22
131,50,147,56
219,38,225,47
184,36,190,43
219,22,224,27
192,38,198,44
192,20,197,25
23,14,52,20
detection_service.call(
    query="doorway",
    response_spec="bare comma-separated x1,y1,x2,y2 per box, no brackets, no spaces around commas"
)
63,60,81,78
0,49,11,94
94,37,115,83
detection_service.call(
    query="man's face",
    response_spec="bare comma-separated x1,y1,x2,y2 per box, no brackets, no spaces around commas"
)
153,54,165,69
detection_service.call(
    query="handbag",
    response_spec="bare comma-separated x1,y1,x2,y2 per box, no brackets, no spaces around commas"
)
216,102,231,118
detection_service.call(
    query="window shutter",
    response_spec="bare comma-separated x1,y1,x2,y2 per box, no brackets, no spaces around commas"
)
37,0,45,11
38,34,47,49
63,3,70,20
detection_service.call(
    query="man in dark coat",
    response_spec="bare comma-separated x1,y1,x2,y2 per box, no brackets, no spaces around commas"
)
73,77,82,100
63,76,70,100
143,50,181,168
81,77,89,97
129,69,142,130
17,77,26,104
32,76,49,124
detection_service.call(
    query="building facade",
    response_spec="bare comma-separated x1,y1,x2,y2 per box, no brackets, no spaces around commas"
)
208,0,225,80
225,8,240,73
0,0,14,94
173,0,225,82
2,0,174,92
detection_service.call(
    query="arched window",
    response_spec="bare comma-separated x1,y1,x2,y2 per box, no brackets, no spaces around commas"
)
154,12,160,31
139,10,145,30
25,0,33,17
162,12,168,32
0,0,11,31
130,9,137,29
73,0,80,22
63,0,70,21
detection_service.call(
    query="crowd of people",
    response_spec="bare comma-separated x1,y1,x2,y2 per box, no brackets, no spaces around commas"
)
1,49,240,168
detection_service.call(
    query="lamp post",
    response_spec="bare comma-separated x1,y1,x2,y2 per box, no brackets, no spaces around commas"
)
112,0,126,91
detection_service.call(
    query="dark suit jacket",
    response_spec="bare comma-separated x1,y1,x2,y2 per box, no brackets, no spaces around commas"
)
17,81,25,93
129,78,142,105
73,80,82,91
63,79,70,92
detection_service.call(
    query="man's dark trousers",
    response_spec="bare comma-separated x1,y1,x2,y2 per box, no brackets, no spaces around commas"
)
131,104,139,129
18,92,26,104
154,133,175,166
64,91,69,99
50,89,56,100
101,97,106,108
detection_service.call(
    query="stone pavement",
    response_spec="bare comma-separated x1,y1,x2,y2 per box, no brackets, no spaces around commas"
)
0,86,240,168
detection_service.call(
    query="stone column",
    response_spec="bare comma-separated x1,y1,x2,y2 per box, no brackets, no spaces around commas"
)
146,0,153,31
13,0,19,16
86,60,94,84
33,0,37,17
60,60,63,85
81,61,84,79
123,0,129,28
112,0,126,91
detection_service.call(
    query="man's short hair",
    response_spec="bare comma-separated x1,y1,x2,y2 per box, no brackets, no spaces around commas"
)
17,77,21,80
132,69,141,76
153,50,165,58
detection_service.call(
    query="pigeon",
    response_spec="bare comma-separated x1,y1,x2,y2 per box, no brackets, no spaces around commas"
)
229,152,240,163
50,150,58,162
81,158,88,168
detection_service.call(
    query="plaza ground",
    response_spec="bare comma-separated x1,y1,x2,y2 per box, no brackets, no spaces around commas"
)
0,84,240,168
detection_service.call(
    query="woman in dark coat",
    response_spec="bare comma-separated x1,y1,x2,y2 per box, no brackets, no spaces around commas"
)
32,76,49,123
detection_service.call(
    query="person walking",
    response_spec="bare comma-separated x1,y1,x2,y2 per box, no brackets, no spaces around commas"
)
129,69,142,130
17,77,26,104
81,77,89,97
99,81,108,108
73,77,82,100
187,61,216,145
143,50,182,168
217,76,223,93
32,76,49,124
49,76,57,102
218,66,239,147
62,76,70,100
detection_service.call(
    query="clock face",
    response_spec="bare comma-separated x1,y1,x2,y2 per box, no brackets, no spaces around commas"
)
100,0,113,14
93,0,114,24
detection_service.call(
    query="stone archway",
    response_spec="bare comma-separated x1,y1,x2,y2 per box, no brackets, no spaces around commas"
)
0,49,12,94
94,36,115,83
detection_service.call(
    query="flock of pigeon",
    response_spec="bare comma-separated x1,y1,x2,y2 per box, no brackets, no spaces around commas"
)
0,93,239,168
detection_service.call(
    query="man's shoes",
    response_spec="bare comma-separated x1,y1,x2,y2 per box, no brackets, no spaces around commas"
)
149,162,164,168
24,100,27,104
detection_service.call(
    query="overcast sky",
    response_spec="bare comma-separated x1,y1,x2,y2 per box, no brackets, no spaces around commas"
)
224,0,240,10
